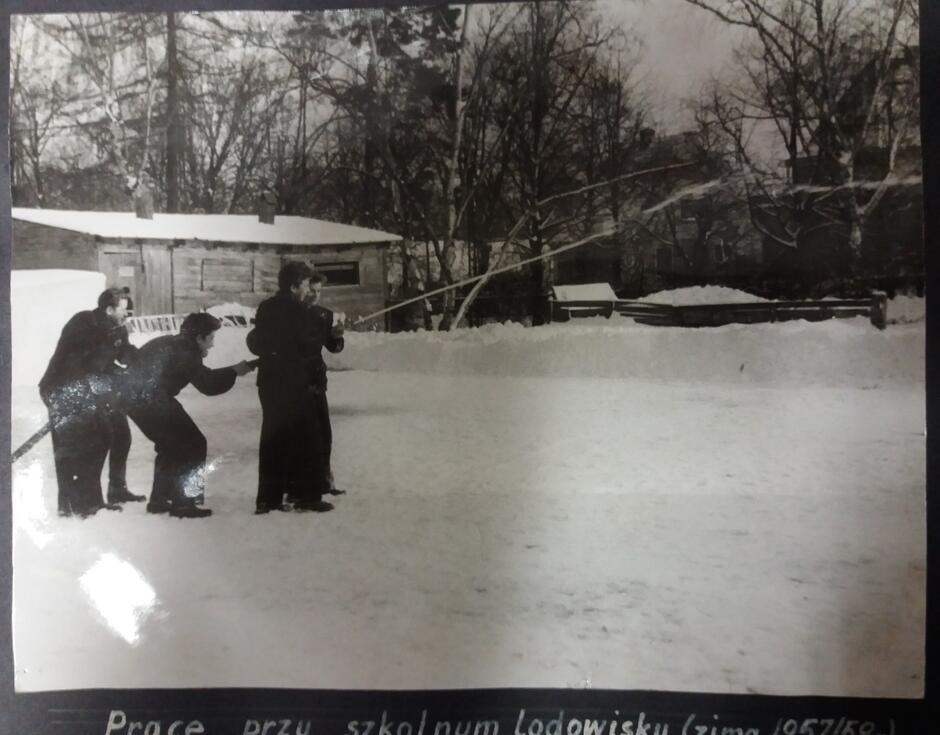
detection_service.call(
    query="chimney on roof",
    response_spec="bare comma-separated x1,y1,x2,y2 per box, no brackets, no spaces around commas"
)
133,174,154,219
258,190,277,224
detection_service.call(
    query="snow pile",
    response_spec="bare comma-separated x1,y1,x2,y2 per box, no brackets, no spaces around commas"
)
325,317,924,387
887,294,925,324
126,292,924,385
643,285,770,305
11,270,106,387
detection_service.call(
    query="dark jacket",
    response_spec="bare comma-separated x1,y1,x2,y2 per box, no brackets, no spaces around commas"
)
39,308,136,415
130,334,236,403
307,304,344,390
248,292,317,392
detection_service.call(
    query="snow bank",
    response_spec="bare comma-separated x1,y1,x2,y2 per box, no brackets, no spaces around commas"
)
887,295,925,324
643,285,770,305
328,317,924,387
127,292,925,386
11,270,106,387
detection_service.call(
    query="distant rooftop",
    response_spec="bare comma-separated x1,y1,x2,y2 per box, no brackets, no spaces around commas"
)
553,283,617,302
11,208,402,247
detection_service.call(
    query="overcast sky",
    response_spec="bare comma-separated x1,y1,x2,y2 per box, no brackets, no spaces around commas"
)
594,0,745,132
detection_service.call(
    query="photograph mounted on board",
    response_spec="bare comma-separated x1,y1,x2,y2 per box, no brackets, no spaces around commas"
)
8,0,925,697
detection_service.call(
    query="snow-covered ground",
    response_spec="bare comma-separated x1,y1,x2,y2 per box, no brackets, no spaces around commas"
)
11,301,925,697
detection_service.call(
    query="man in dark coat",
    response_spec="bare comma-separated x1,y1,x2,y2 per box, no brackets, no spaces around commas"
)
39,288,132,517
249,261,333,514
127,313,253,518
305,272,346,496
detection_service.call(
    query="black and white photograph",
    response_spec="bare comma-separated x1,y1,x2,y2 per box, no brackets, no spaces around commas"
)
7,0,926,700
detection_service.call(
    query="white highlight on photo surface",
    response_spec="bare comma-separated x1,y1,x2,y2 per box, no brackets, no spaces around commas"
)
13,459,53,549
79,554,158,645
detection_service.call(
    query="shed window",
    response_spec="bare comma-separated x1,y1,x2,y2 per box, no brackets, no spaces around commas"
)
314,261,360,286
202,258,253,292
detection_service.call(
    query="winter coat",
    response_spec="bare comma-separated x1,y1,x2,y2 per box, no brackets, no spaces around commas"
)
129,334,236,403
248,292,317,394
39,308,136,417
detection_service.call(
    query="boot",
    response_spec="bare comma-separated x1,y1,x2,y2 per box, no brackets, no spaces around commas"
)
108,481,146,504
294,500,334,513
146,501,172,515
169,504,213,519
255,502,289,515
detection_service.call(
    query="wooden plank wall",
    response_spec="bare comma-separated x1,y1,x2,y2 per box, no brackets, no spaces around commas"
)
281,244,389,322
172,245,279,314
170,243,389,323
12,221,99,271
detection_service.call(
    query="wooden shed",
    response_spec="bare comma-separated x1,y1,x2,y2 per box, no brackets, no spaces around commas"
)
11,207,402,324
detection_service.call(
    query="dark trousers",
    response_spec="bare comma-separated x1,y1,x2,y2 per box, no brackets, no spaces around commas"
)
129,398,207,507
49,409,109,516
309,389,333,485
258,385,328,508
108,411,131,489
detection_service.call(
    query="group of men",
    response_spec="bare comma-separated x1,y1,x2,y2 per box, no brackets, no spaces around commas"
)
38,261,345,519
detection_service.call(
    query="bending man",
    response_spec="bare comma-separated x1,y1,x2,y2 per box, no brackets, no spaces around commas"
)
127,313,253,518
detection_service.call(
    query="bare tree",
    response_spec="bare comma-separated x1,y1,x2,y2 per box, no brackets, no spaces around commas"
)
686,0,919,271
36,13,164,192
10,18,69,205
484,1,631,322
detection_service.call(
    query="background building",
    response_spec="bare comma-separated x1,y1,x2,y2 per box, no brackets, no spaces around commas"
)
12,207,401,322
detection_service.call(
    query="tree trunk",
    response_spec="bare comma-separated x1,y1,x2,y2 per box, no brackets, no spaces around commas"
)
439,5,471,331
166,12,181,213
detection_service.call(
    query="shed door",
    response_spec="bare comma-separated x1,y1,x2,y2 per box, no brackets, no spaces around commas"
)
98,247,172,316
98,251,145,314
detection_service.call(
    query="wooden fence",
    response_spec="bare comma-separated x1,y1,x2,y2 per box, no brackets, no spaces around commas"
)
551,293,888,329
126,312,252,335
128,294,888,335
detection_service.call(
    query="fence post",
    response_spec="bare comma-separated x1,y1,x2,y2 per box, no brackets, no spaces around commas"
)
871,292,888,330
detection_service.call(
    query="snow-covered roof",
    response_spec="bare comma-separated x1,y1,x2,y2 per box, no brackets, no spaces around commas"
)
552,283,617,301
11,208,402,247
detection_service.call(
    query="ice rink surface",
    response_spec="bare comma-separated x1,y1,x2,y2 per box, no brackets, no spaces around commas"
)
12,359,925,695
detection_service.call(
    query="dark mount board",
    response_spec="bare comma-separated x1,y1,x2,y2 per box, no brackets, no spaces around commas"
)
6,689,930,734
